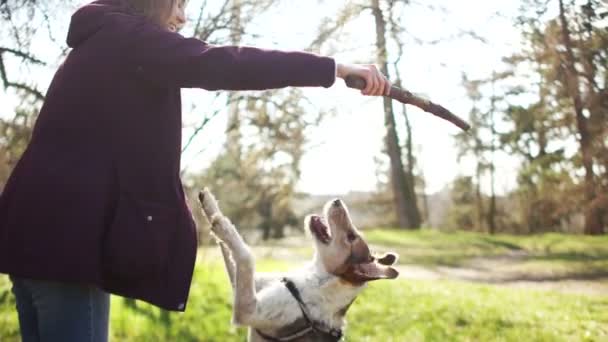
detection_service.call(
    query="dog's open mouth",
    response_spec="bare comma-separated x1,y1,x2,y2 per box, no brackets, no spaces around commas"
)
346,261,399,281
309,215,331,244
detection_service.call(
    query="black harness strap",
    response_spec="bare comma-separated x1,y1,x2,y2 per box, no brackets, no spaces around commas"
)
255,326,313,342
255,329,281,342
255,278,343,342
282,278,313,325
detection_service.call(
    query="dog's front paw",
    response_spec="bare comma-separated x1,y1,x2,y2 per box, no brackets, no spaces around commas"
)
210,216,240,244
199,188,222,219
210,216,252,264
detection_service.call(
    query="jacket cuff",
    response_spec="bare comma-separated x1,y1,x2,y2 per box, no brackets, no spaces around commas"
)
320,56,337,88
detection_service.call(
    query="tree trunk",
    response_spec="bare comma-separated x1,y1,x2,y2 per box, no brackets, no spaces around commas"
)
558,0,603,234
259,199,272,240
420,173,430,225
488,161,496,234
371,0,420,228
488,76,497,234
403,105,418,222
475,164,484,231
226,0,243,165
580,0,606,234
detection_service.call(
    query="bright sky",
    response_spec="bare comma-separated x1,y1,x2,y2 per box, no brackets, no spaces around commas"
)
181,0,525,196
1,0,525,196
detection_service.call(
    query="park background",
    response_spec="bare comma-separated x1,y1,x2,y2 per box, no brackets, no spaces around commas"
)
1,0,607,340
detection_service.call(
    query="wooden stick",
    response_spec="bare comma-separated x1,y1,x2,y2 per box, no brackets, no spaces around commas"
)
345,75,470,131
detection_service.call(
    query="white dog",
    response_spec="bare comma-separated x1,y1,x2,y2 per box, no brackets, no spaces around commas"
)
199,188,399,341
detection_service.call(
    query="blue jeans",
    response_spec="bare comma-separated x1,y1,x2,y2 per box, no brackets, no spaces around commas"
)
10,276,110,342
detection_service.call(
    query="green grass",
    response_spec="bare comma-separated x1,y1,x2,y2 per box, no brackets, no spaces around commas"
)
0,275,19,340
363,229,522,265
109,260,245,342
1,229,607,341
110,258,294,342
363,229,608,257
351,280,608,342
363,229,608,277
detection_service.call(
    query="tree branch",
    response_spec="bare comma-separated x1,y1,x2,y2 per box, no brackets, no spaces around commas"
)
0,54,45,101
0,47,46,65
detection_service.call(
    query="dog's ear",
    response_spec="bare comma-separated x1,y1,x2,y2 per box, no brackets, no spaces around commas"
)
375,252,399,266
350,234,372,264
340,261,399,284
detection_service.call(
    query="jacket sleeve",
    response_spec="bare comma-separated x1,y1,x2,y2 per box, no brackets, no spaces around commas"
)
125,21,336,90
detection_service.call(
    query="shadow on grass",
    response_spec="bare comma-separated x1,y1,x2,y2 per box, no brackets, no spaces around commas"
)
529,252,608,262
122,298,173,326
479,237,524,251
485,271,608,283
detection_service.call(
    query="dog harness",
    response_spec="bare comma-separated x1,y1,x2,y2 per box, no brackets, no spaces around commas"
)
255,278,343,342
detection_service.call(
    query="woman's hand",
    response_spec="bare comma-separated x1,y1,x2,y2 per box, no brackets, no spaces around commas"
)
336,63,391,96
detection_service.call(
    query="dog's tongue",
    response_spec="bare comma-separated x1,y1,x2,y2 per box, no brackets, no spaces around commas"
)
340,261,399,284
354,262,399,280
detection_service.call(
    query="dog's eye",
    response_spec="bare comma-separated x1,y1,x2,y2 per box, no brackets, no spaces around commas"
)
347,232,357,242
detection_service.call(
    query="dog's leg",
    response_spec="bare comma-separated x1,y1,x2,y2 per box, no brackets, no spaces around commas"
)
210,215,259,326
199,189,259,326
199,190,237,289
219,241,236,288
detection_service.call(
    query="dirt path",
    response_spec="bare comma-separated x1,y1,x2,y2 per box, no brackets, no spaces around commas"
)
395,250,608,297
203,241,608,297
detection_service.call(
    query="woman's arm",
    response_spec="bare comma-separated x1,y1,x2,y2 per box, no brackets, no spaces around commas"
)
125,21,389,94
126,23,335,90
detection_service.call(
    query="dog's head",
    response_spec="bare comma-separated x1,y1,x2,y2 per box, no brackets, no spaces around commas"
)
305,199,399,285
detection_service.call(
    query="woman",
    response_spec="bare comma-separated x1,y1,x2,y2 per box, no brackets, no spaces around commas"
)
0,0,390,341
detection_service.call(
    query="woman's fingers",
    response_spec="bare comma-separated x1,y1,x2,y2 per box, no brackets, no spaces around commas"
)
377,70,391,96
367,72,378,96
337,62,390,97
360,64,390,96
384,76,392,96
362,66,375,95
374,72,384,95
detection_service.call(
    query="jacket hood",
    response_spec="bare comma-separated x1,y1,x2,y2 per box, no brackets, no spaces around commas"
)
67,0,133,48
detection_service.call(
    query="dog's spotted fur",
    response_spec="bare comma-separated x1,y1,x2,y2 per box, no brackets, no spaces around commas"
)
199,188,399,341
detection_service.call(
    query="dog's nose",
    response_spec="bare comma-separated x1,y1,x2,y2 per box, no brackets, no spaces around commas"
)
333,199,342,207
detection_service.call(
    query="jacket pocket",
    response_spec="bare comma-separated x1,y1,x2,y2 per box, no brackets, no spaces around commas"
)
103,193,178,280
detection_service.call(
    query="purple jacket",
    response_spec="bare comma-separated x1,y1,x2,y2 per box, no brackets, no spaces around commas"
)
0,0,335,311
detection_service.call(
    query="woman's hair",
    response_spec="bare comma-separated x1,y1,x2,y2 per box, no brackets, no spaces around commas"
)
126,0,176,25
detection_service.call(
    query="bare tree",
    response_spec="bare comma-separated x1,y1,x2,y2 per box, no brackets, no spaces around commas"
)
558,0,603,234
